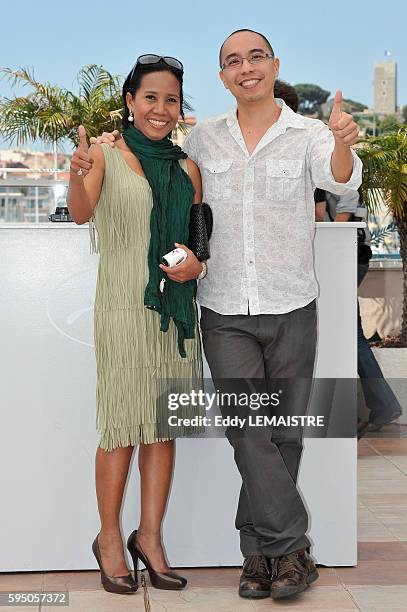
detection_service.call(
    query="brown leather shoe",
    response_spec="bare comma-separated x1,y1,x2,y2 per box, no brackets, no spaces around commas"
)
238,554,271,599
271,548,318,599
299,548,319,584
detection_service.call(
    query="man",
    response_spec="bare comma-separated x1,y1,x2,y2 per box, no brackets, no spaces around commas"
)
181,29,361,600
314,187,360,222
93,29,361,600
314,189,402,437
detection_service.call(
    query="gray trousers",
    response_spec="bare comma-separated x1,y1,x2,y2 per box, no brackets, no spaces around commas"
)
200,302,317,559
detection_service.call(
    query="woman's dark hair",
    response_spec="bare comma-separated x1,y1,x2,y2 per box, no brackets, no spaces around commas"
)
274,79,299,113
122,61,192,129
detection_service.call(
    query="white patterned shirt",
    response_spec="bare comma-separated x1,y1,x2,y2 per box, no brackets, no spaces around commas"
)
183,99,362,315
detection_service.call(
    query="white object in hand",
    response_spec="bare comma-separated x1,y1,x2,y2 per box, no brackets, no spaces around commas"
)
162,248,188,268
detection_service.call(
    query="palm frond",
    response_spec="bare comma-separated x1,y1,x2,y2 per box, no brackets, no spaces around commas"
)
1,67,62,105
1,66,39,89
369,221,398,246
37,111,71,141
0,96,42,144
357,128,407,221
0,64,124,147
77,64,121,101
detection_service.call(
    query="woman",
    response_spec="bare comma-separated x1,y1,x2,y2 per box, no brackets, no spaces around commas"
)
67,54,204,595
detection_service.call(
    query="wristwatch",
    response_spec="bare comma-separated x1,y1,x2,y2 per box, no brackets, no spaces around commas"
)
197,261,208,279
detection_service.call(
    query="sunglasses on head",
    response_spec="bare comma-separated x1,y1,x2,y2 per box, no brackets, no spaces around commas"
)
129,54,184,80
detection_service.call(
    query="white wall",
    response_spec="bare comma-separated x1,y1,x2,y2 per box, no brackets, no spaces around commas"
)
0,223,361,570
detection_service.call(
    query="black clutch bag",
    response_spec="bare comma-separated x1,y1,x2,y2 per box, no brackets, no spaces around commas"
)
188,202,213,262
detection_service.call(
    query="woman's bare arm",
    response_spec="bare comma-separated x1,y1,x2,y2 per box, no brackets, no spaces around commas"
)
67,127,105,224
186,158,202,203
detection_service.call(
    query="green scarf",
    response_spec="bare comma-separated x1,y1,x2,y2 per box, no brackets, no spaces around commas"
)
122,125,196,358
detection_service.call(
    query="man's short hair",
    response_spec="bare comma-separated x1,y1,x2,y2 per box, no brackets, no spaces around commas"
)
219,29,274,68
274,80,299,112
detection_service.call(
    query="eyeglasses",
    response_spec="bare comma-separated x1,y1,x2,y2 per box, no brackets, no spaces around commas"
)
221,51,274,70
129,54,184,80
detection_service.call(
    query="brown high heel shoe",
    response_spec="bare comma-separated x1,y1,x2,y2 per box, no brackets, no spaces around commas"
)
92,534,138,594
127,529,187,590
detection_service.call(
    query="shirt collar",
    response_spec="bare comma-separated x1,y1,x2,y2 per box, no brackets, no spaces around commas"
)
225,98,307,132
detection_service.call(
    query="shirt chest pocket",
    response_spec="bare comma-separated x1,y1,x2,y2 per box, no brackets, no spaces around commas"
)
201,159,233,201
266,159,304,201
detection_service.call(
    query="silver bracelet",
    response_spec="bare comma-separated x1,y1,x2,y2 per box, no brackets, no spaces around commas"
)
197,261,207,279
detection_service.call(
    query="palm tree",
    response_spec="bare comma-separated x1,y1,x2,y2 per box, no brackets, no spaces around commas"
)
0,64,193,149
357,127,407,346
0,64,123,148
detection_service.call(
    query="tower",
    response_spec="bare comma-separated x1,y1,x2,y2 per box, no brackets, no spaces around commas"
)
374,60,397,115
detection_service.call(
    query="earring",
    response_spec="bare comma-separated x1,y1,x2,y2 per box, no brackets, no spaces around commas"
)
128,109,134,122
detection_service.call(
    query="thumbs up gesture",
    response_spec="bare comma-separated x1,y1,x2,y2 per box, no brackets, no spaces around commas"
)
328,91,359,147
70,125,94,178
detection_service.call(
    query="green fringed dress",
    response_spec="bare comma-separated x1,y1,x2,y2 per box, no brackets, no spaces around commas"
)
89,144,203,451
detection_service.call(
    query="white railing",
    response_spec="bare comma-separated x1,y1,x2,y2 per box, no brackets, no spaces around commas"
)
0,167,69,223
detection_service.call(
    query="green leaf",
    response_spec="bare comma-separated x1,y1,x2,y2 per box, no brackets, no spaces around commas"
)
0,64,124,147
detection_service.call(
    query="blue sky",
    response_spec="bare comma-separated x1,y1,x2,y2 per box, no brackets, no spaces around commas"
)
1,0,406,151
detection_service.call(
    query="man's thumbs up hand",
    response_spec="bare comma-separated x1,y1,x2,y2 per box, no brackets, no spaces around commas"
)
70,125,94,178
329,90,343,124
328,90,359,148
